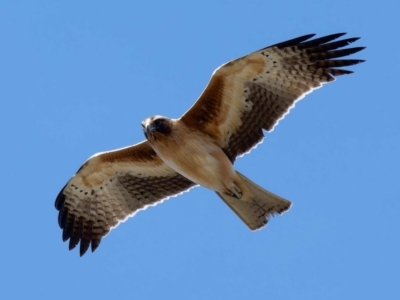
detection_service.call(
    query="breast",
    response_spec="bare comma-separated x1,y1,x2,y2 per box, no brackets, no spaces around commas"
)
147,120,235,191
153,134,231,191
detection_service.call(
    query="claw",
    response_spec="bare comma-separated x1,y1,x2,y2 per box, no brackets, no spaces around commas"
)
225,183,242,199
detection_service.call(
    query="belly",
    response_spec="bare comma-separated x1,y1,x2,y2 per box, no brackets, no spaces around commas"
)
156,141,235,192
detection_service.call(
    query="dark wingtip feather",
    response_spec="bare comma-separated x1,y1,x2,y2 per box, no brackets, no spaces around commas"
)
55,183,104,256
304,38,362,55
310,47,366,61
69,236,79,250
62,229,71,242
80,240,90,257
348,37,360,43
314,59,365,69
55,184,67,210
338,37,361,47
338,59,366,66
79,223,93,256
330,32,347,39
341,46,366,56
268,33,316,49
91,239,101,253
58,209,68,230
328,69,354,76
62,214,74,242
313,32,347,43
266,33,364,54
296,32,347,50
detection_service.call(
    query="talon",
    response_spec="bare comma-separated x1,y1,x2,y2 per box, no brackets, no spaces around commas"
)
225,184,242,199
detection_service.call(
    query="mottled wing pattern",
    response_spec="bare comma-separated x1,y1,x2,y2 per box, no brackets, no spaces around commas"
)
55,141,196,256
181,33,365,162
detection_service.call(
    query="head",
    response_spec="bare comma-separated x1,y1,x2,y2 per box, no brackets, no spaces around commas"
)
141,116,173,140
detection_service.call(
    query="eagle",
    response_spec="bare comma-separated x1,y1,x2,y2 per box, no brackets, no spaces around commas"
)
55,33,365,256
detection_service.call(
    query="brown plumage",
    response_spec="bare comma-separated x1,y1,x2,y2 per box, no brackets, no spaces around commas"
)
55,33,365,256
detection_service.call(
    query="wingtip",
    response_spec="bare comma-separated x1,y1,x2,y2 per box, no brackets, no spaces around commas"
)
68,237,79,251
62,229,70,242
80,242,90,257
349,59,366,65
346,37,361,44
302,33,317,39
91,239,101,253
268,33,316,49
54,184,67,210
323,32,347,41
58,208,67,229
334,32,347,38
62,214,74,241
350,46,366,54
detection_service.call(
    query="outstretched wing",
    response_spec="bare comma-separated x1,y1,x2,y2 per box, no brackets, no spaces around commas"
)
180,33,365,162
55,141,196,256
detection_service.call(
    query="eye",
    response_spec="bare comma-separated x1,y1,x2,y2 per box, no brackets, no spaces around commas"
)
154,119,162,127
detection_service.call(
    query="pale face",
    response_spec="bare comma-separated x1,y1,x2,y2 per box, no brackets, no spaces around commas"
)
142,116,172,140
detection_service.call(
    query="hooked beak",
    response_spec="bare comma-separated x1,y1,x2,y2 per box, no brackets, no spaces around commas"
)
142,119,155,135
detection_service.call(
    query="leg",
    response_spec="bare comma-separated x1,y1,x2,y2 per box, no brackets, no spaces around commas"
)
224,182,243,199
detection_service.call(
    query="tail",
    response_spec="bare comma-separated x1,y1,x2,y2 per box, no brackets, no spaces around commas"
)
216,171,292,230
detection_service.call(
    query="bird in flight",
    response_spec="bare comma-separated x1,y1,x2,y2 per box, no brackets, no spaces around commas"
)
55,33,365,256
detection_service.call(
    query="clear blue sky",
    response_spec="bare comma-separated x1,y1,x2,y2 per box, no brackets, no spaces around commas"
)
1,1,399,299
